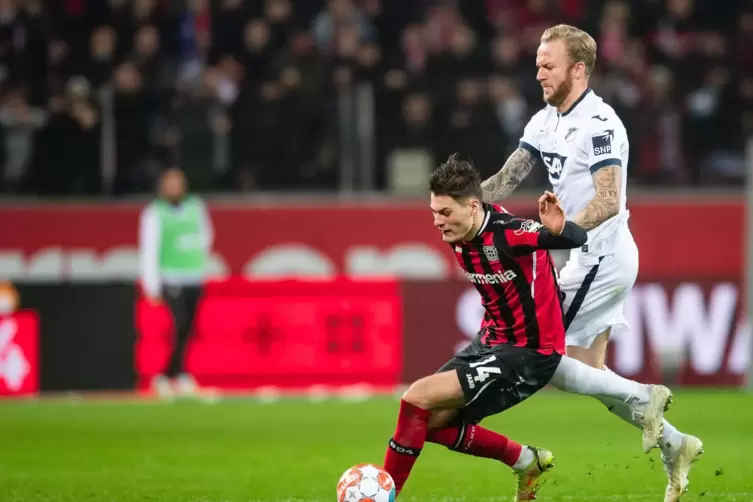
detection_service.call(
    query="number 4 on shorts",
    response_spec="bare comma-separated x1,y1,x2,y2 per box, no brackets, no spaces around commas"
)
469,355,502,383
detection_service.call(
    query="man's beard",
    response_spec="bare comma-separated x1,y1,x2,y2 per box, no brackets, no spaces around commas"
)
544,75,574,107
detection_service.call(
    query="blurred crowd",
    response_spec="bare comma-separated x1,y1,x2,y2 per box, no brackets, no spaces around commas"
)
0,0,749,196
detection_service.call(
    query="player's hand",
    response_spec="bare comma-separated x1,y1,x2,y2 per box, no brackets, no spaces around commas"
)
538,190,566,236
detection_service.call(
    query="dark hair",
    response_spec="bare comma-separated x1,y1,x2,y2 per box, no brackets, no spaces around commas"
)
429,153,483,202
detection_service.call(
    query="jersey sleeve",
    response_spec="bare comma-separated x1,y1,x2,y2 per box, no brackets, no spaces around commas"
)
491,217,587,254
139,204,162,298
518,109,544,158
495,217,544,249
196,198,215,251
586,114,627,174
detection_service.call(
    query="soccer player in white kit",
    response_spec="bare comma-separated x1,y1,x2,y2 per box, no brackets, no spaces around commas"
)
481,25,703,502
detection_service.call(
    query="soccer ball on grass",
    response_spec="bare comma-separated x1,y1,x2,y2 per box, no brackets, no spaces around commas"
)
336,463,396,502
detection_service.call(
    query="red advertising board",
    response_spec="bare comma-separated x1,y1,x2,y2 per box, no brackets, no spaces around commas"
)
135,279,403,389
0,310,39,396
0,197,747,388
401,279,749,387
0,197,743,281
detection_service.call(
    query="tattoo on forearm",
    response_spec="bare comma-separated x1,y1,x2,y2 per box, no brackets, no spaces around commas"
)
481,148,536,202
574,166,621,231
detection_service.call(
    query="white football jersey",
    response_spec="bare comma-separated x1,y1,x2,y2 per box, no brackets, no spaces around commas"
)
520,88,629,254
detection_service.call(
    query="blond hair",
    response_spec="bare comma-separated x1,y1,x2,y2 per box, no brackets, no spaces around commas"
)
541,24,597,76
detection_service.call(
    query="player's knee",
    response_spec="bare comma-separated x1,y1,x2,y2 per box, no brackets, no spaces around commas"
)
402,377,434,410
403,374,459,411
403,369,466,411
566,345,604,369
427,409,458,430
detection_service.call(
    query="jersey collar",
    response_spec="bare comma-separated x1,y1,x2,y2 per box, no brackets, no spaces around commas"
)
558,87,592,117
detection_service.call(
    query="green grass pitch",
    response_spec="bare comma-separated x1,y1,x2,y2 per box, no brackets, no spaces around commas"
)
0,390,751,501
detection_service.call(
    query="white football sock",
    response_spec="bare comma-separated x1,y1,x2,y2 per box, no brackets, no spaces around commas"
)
598,367,684,458
549,356,650,404
597,396,642,427
659,421,684,457
512,446,535,471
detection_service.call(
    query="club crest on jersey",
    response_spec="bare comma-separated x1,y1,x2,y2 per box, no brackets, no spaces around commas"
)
565,127,578,142
482,246,499,262
592,130,614,156
541,152,567,180
514,220,544,235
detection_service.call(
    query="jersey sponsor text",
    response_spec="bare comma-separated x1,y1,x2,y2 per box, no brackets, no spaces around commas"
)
465,270,517,285
591,130,614,156
541,152,567,179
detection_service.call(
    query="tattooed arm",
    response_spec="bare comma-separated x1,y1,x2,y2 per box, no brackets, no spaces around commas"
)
481,148,538,202
572,165,621,231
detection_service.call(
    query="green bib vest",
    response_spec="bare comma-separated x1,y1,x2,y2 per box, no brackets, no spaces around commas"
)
153,197,207,276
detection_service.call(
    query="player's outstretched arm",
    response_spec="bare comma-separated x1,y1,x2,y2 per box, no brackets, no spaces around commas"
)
491,218,586,253
492,217,586,254
534,190,587,249
572,165,620,231
537,221,587,249
480,148,537,202
492,191,586,253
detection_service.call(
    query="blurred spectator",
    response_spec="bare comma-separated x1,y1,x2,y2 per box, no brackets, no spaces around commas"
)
0,88,46,192
488,75,526,153
31,76,101,195
382,91,437,167
633,65,688,184
312,0,376,55
113,63,150,193
87,26,117,90
0,0,748,197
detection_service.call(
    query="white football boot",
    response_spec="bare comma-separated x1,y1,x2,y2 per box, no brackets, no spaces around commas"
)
662,434,704,502
513,447,555,501
175,373,199,397
634,384,673,453
151,374,174,400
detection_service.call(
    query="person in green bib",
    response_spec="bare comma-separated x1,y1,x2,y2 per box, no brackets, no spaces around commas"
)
139,168,214,398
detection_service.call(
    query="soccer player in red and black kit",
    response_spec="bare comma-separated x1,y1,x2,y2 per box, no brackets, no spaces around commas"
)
382,155,673,501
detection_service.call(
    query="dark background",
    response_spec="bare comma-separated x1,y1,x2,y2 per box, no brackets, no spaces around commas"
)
17,283,137,391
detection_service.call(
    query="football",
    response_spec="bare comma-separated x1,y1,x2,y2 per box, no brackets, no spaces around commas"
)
336,463,396,502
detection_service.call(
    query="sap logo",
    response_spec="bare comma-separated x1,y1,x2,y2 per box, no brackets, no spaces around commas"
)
465,270,517,285
541,152,568,180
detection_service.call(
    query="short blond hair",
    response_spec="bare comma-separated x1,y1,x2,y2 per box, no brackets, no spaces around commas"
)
541,24,597,76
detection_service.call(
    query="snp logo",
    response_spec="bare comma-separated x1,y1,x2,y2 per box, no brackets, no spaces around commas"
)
541,152,568,180
592,129,614,156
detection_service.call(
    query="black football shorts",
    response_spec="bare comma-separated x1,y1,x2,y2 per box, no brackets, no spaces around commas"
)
435,332,562,424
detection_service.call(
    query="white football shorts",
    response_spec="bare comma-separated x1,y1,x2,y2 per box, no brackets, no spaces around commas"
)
558,224,639,348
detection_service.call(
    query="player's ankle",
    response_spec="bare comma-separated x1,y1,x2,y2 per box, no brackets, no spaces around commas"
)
512,446,535,471
628,384,652,406
660,426,685,457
